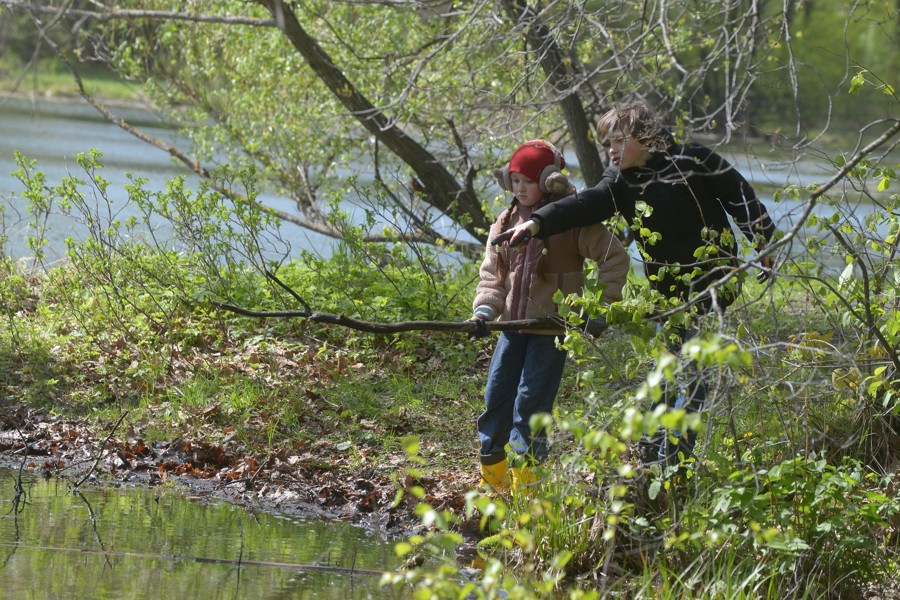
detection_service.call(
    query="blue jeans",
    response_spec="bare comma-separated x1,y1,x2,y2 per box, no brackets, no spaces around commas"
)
478,332,567,463
639,324,708,466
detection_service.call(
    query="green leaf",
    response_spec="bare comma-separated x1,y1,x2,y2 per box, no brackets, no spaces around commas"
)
849,71,866,94
394,541,414,556
401,435,420,456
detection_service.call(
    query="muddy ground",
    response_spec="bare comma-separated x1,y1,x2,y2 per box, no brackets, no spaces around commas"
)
5,402,900,599
0,402,478,542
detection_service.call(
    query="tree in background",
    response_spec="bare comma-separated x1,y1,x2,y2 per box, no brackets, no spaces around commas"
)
1,2,899,595
2,0,894,246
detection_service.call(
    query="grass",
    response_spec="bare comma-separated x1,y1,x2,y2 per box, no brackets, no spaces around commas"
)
0,58,146,103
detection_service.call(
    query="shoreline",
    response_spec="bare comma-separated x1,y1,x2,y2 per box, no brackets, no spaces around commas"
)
0,407,473,541
0,88,156,112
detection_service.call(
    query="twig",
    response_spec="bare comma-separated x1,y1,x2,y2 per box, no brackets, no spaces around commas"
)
654,119,900,321
264,270,311,314
0,1,277,26
9,428,30,516
828,223,900,372
245,454,271,490
73,411,129,489
72,489,113,569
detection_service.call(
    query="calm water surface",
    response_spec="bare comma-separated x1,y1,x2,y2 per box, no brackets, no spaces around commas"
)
2,94,879,270
0,95,346,264
0,469,409,599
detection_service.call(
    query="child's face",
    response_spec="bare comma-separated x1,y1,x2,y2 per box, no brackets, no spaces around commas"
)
510,172,544,206
601,130,651,170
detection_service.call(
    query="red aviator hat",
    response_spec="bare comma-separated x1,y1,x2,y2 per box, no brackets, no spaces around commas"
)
508,140,565,183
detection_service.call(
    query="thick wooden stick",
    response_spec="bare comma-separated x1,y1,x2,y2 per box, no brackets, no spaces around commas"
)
211,301,573,335
212,270,608,335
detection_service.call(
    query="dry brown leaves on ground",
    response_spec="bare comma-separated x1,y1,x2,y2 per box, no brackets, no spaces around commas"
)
0,402,477,539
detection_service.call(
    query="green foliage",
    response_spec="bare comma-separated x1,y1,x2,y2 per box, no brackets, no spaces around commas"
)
664,457,900,598
3,152,480,414
274,186,476,326
95,0,539,231
3,9,899,595
393,121,900,596
750,0,897,131
5,135,899,598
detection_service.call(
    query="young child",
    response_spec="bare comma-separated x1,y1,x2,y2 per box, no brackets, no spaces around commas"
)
472,140,630,490
500,103,778,466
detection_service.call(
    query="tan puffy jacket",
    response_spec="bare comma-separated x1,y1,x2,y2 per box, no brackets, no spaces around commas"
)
473,198,630,333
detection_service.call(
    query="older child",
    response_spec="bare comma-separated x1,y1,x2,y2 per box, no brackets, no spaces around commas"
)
499,103,778,466
473,140,630,490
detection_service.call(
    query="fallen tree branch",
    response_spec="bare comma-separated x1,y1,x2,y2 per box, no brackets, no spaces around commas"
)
212,269,608,335
211,300,571,335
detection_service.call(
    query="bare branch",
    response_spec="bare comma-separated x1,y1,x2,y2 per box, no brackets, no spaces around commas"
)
211,300,579,336
656,118,900,320
256,0,490,238
828,223,900,372
500,0,606,184
0,1,277,27
73,411,129,489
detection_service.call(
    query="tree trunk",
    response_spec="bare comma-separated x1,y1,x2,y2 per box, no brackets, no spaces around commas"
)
257,0,490,240
501,0,607,185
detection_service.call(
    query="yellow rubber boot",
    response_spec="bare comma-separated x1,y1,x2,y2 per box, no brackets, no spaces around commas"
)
511,465,536,493
479,458,510,491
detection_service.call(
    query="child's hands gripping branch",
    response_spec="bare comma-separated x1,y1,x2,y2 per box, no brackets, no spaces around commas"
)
491,220,540,247
469,315,490,341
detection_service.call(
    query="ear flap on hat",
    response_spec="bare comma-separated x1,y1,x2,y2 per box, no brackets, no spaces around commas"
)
533,141,566,193
493,166,512,192
534,164,558,193
542,170,571,194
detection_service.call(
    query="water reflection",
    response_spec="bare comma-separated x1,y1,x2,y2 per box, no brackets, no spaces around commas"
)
0,469,408,599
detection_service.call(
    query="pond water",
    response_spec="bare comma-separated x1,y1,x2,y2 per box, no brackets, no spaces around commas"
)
0,95,350,266
0,95,477,267
1,94,889,272
0,468,409,599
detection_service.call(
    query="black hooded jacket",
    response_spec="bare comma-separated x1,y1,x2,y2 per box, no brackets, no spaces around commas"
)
530,131,776,310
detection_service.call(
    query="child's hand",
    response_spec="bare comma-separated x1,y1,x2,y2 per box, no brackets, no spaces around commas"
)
491,220,539,247
492,229,531,247
469,315,490,341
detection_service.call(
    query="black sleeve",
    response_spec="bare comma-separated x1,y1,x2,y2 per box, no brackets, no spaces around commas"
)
531,169,622,239
693,144,777,246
